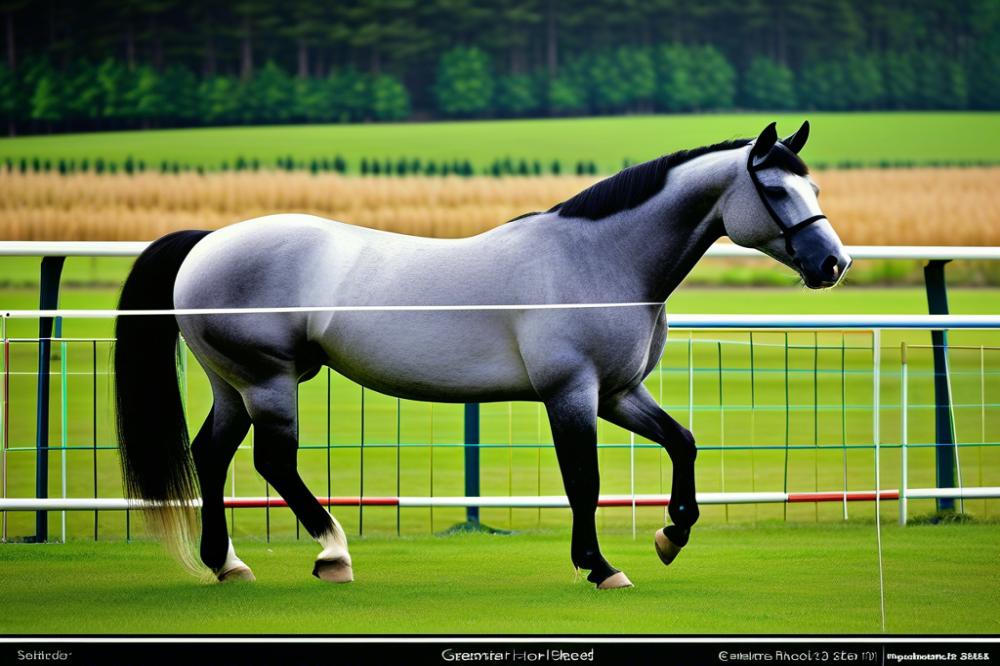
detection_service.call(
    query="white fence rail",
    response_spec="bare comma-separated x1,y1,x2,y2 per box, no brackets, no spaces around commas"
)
4,309,1000,331
2,487,999,512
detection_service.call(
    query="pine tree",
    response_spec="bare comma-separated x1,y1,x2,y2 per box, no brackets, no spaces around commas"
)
128,65,164,127
741,57,797,110
370,74,410,121
496,73,541,117
433,47,494,117
689,46,735,110
29,70,63,128
655,45,698,112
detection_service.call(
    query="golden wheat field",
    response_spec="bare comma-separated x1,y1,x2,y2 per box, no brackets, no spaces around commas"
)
0,168,997,244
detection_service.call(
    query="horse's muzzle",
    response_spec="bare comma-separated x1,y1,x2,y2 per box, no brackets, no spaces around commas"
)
790,225,852,289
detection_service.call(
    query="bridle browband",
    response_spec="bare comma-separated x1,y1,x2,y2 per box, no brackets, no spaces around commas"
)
746,145,826,257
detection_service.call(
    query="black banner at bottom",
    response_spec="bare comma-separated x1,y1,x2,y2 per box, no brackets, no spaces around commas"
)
1,638,996,666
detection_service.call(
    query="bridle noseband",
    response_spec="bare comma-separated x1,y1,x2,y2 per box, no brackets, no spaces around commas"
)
747,146,826,258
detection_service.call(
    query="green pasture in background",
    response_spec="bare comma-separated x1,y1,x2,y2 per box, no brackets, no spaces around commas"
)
1,112,998,172
3,254,1000,291
1,285,998,542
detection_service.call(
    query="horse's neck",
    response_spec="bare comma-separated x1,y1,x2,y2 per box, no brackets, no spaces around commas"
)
598,150,737,302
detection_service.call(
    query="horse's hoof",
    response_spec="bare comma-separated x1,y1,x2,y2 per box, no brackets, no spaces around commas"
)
313,557,354,583
655,528,683,566
596,571,633,590
217,565,256,583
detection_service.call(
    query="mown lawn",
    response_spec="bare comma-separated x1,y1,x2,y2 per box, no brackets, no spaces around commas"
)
1,113,998,171
1,523,998,634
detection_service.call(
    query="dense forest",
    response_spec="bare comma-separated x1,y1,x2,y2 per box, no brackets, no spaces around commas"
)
1,0,998,135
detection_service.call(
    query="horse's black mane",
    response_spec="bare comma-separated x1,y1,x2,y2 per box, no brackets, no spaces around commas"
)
546,138,753,221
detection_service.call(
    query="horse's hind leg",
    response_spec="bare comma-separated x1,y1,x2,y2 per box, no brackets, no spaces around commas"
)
191,373,253,582
243,375,353,583
599,384,699,566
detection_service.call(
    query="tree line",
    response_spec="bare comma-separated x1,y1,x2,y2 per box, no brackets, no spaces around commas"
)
1,0,997,135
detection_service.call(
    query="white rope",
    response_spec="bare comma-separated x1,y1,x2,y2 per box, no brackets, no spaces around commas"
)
2,303,662,318
4,309,1000,331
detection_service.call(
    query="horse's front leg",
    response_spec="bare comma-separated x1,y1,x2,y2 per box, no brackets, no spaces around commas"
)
600,384,700,566
544,384,632,590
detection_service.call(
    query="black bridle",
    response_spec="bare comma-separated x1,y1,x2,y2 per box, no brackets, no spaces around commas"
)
747,146,827,258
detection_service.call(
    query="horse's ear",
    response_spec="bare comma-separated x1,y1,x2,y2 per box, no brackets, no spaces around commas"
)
782,120,810,154
750,122,778,162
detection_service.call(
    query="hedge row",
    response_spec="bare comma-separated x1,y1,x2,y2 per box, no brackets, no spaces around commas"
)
3,156,997,177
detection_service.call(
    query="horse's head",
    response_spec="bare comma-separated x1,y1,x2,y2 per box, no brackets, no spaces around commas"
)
721,121,851,289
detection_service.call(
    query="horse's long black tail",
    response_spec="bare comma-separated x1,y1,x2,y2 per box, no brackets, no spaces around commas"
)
114,229,210,573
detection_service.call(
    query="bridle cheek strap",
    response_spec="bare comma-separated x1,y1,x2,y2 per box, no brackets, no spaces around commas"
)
747,151,826,257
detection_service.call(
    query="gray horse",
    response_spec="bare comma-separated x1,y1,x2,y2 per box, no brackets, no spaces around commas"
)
114,121,850,589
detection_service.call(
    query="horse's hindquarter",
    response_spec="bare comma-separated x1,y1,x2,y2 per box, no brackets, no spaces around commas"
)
173,216,335,386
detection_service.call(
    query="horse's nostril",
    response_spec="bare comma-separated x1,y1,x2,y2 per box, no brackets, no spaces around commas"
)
821,255,839,279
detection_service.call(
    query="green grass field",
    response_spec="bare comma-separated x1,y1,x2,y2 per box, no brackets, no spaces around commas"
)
1,113,998,171
1,524,998,634
1,284,998,634
2,114,998,636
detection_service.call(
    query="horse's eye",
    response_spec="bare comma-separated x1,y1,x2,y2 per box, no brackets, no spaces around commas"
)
764,186,787,199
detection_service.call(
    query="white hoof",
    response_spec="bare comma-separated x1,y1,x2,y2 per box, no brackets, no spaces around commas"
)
215,539,255,583
313,557,354,583
597,571,633,589
218,565,256,583
314,522,352,583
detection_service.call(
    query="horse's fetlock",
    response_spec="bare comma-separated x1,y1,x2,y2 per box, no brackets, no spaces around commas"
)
200,538,228,570
571,548,599,570
669,500,700,528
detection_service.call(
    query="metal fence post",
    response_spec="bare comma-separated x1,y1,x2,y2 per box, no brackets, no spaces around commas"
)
924,260,956,512
464,403,480,525
34,255,65,542
900,342,908,526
